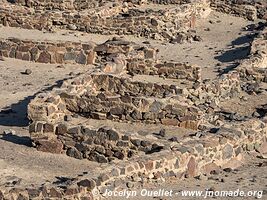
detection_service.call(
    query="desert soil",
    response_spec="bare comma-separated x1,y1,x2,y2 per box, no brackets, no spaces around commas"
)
0,11,266,199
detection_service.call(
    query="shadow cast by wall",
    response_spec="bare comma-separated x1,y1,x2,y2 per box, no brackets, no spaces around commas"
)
0,133,32,147
0,78,68,127
215,33,256,64
215,45,250,63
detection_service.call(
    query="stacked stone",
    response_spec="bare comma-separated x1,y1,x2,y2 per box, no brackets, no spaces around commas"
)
0,38,96,64
0,184,93,200
6,0,119,10
236,26,267,82
1,118,266,198
0,0,211,41
0,37,157,65
30,122,168,163
28,72,202,129
147,0,189,4
210,0,267,20
95,37,157,61
127,59,201,81
28,118,267,195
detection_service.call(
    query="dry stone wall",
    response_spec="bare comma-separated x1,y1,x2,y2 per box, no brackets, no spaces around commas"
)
0,36,204,85
237,25,267,82
1,118,266,200
28,72,202,128
0,0,211,42
210,0,267,20
7,0,118,10
126,59,201,81
0,38,96,64
26,115,267,199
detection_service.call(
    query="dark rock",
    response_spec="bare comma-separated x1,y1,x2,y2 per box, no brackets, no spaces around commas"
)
114,151,125,160
77,179,96,190
66,147,82,159
107,129,120,141
22,69,32,75
75,51,87,64
36,139,63,154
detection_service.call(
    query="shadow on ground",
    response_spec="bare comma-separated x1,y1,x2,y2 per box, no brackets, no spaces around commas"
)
0,133,32,147
215,45,250,63
215,33,256,63
0,78,69,127
214,33,256,75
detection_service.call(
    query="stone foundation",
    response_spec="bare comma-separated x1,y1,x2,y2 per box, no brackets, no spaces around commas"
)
236,26,267,82
210,0,267,20
0,38,96,64
0,0,211,42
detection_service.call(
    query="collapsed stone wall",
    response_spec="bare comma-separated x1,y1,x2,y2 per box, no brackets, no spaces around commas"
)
0,38,96,64
210,0,267,20
0,0,211,41
236,25,267,82
0,185,93,200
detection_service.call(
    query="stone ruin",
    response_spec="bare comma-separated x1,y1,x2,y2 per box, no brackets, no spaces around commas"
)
0,0,266,199
25,31,266,199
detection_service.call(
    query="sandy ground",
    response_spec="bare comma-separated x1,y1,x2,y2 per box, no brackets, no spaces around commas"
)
0,12,258,81
109,154,267,200
0,11,266,198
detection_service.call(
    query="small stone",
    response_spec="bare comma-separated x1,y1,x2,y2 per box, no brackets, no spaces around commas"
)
22,69,32,75
98,174,109,183
107,129,120,141
223,168,232,173
193,35,202,42
168,136,178,142
114,151,124,160
36,139,63,154
151,18,159,26
67,24,77,30
196,174,208,181
126,182,134,188
222,144,233,159
64,115,72,121
3,129,15,135
96,154,108,163
77,179,96,189
66,147,82,159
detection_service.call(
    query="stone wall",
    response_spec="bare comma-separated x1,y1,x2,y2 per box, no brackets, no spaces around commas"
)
1,118,266,199
236,26,267,82
126,59,201,81
0,185,93,200
0,38,96,64
27,116,267,198
210,0,267,20
28,72,202,129
0,37,156,65
7,0,119,10
0,36,204,84
0,0,211,41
